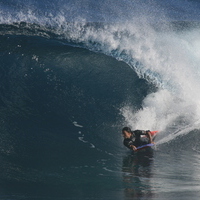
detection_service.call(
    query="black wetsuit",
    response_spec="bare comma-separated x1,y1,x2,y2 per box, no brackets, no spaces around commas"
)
123,130,149,150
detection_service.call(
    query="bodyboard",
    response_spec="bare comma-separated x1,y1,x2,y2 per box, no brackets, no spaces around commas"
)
150,131,158,136
135,143,154,151
135,130,158,152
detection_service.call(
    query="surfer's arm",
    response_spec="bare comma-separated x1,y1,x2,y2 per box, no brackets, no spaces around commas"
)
124,140,137,151
146,130,153,144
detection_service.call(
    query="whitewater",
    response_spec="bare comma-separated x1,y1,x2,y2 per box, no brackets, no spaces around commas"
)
1,0,200,199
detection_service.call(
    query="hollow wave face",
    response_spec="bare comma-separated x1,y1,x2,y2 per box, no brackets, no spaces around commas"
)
1,0,200,143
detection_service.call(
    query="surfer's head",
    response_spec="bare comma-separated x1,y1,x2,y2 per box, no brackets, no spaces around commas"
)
122,127,132,139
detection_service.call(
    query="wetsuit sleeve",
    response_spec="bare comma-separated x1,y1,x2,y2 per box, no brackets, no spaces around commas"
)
133,130,146,137
123,139,134,150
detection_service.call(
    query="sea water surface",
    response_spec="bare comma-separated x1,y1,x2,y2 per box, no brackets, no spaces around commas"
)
1,0,200,199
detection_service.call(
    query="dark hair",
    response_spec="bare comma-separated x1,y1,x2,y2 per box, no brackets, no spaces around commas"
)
122,127,132,133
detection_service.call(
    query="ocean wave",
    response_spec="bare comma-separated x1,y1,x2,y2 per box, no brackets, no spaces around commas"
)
2,1,200,198
1,19,200,141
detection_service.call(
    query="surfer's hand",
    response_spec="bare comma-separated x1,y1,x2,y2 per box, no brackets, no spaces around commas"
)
130,145,137,151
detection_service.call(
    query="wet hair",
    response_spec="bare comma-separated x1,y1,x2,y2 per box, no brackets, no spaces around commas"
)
122,127,132,133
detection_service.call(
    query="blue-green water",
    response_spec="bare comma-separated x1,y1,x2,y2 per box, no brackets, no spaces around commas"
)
1,0,200,199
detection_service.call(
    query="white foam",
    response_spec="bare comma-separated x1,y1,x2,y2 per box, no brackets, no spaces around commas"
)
119,26,200,138
121,89,199,132
73,121,83,128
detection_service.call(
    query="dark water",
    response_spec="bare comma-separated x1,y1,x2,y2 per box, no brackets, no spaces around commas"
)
1,0,200,199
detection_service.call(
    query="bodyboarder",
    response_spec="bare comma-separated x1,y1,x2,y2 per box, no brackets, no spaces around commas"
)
122,127,154,151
